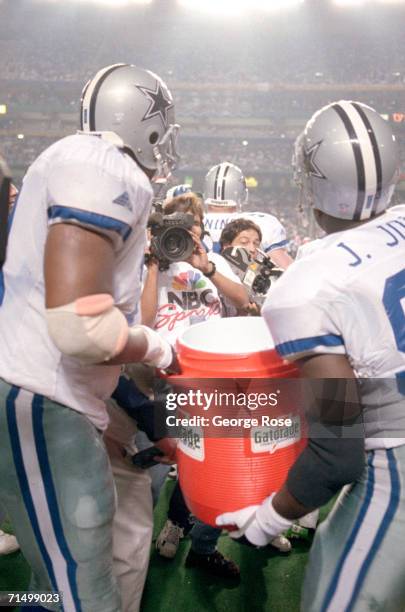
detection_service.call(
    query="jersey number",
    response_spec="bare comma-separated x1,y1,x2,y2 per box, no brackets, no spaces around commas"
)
383,269,405,395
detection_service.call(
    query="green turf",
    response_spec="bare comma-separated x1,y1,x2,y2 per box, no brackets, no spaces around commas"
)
0,484,333,612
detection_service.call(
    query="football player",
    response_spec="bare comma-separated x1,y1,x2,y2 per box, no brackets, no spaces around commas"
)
203,161,293,268
164,183,193,202
0,63,179,611
217,100,405,611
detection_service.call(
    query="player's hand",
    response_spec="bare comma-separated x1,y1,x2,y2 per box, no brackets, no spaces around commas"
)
162,347,182,375
241,302,261,316
154,437,178,465
216,494,293,547
216,505,265,546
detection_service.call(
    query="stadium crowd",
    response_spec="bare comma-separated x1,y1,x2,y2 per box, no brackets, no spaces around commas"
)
1,2,405,86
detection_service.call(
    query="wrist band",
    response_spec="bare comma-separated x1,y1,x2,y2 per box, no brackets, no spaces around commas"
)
204,261,216,278
255,493,293,538
130,325,173,370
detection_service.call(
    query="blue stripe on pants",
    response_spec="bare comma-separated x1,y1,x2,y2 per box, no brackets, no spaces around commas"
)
32,394,81,612
6,386,59,595
346,448,401,611
321,452,375,612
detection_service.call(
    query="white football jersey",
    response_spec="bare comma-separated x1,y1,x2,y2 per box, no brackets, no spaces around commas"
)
0,133,153,430
204,211,287,254
262,206,405,450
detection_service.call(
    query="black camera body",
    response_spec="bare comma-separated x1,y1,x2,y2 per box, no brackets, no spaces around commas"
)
221,246,283,305
148,211,195,269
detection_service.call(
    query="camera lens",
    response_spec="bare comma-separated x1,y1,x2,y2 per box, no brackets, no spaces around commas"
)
160,227,194,262
252,275,271,295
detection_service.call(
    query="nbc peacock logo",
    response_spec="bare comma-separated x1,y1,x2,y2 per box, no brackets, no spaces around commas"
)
172,270,206,291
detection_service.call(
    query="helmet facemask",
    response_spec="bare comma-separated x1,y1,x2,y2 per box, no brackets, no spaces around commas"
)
293,133,313,215
152,123,181,181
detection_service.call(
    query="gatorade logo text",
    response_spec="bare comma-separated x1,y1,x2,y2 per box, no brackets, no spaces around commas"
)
251,416,301,454
178,411,205,461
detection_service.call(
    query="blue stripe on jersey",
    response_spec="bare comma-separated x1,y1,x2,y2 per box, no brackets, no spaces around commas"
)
5,386,59,595
212,241,221,254
396,371,405,396
264,239,288,253
320,452,375,612
346,448,400,612
32,394,81,612
0,270,4,306
275,334,344,357
48,205,132,241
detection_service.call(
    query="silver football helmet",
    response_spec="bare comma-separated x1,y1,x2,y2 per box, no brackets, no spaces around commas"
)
204,162,248,210
293,100,399,221
80,63,180,178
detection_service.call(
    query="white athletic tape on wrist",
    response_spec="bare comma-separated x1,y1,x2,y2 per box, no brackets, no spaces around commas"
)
255,493,293,540
46,294,129,365
216,494,292,547
130,325,173,370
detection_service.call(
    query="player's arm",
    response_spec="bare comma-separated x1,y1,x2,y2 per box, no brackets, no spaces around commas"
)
261,216,294,269
45,223,146,363
217,353,364,544
267,248,293,270
45,224,174,368
140,258,159,328
272,353,364,519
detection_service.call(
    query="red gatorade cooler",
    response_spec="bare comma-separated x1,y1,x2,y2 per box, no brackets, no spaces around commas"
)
173,317,307,527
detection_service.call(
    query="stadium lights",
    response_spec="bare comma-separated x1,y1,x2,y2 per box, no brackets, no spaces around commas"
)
258,0,304,9
333,0,405,5
177,0,304,16
40,0,152,6
332,0,367,6
85,0,152,5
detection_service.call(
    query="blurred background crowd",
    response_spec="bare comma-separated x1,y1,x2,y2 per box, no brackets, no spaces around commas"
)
1,0,405,252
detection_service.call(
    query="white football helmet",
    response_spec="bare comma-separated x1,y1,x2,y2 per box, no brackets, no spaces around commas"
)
80,63,180,178
165,184,192,202
204,162,248,210
293,100,399,221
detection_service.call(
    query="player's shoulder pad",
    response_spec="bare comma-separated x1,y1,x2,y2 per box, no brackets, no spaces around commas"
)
265,235,351,311
46,136,152,249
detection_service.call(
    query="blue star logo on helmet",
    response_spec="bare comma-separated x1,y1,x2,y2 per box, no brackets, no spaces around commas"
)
137,81,173,126
304,141,326,180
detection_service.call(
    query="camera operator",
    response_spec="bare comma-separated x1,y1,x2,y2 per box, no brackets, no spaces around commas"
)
220,217,262,260
219,218,282,316
141,193,249,338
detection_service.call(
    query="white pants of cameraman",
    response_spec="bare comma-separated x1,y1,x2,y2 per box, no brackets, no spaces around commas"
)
105,400,154,612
